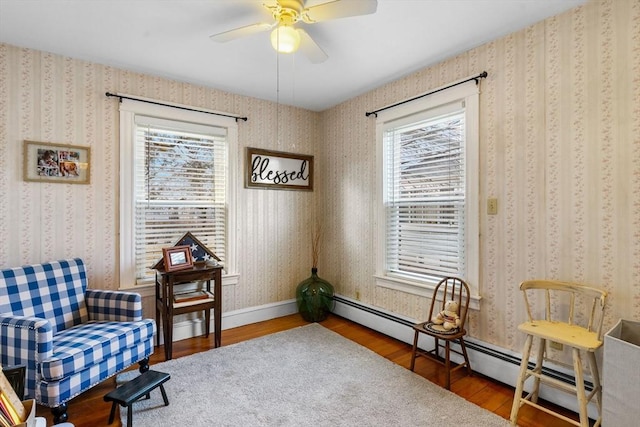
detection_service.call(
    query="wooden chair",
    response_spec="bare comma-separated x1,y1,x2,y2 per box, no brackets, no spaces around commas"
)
409,277,472,390
509,280,608,427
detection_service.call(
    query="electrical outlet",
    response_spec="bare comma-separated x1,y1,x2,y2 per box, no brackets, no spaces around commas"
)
550,341,563,351
487,198,498,215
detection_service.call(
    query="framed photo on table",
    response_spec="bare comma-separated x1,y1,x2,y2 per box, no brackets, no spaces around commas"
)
23,140,90,184
162,245,194,272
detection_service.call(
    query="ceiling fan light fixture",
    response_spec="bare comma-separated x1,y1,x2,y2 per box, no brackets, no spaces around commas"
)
270,25,301,53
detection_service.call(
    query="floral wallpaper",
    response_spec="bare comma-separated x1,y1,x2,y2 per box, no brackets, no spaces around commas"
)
317,0,640,352
0,42,319,317
0,0,637,358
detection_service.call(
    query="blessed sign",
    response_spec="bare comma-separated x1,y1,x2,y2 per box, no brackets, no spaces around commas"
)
246,148,313,191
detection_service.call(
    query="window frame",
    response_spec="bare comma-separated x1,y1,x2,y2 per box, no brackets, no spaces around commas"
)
374,80,480,308
119,97,239,289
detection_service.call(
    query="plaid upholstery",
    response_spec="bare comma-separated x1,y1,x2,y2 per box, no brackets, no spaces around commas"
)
85,289,142,321
0,258,89,334
37,337,154,407
0,259,156,408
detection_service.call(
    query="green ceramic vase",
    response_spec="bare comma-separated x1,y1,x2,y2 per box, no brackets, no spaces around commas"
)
296,268,335,322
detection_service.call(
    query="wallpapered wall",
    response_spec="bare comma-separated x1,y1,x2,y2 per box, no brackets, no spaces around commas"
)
0,42,320,317
0,0,638,357
318,0,639,352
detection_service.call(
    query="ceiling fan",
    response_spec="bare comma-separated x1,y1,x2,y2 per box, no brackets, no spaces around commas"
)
209,0,378,64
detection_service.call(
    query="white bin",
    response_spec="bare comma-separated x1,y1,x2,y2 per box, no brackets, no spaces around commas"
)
603,319,640,427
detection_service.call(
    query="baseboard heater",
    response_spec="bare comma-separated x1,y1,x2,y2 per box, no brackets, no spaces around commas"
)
332,295,596,417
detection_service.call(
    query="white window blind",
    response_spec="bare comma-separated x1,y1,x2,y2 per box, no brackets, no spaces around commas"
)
383,105,465,282
133,115,228,282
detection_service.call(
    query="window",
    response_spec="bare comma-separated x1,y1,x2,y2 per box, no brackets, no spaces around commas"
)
119,99,238,288
375,81,479,301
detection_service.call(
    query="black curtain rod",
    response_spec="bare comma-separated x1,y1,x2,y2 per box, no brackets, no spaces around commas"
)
105,92,248,122
365,71,488,118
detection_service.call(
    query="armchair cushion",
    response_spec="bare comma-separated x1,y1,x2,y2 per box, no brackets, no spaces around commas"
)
0,258,155,409
42,320,155,381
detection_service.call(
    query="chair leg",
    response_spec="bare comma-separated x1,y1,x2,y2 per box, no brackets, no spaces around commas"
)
51,403,69,424
127,404,133,427
587,351,603,426
510,334,533,425
572,348,590,427
107,402,117,424
458,337,472,376
410,330,419,371
444,340,452,390
531,338,546,404
160,384,170,406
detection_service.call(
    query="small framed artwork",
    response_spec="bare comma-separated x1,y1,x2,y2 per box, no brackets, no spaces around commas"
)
23,140,91,184
162,245,194,272
246,147,313,191
1,365,26,399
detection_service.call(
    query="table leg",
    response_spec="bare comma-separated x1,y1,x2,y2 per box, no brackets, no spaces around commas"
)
107,402,116,424
160,384,169,406
204,308,211,338
165,312,173,360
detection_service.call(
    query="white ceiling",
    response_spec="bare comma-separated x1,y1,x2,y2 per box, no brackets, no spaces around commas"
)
0,0,585,111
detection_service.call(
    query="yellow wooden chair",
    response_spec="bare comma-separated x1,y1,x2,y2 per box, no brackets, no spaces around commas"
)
510,280,607,427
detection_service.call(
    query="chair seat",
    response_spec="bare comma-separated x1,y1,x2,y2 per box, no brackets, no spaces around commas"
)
414,322,467,339
518,320,602,351
42,320,156,381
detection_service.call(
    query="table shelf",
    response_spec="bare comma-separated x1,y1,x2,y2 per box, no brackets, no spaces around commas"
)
155,263,223,360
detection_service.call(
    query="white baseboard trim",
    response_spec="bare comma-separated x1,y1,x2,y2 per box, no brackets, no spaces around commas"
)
221,299,298,330
332,295,599,421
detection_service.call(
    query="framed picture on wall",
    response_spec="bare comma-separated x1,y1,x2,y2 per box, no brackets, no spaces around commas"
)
246,147,313,191
23,140,91,184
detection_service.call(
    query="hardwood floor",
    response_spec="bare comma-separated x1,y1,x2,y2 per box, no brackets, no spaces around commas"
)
35,314,583,426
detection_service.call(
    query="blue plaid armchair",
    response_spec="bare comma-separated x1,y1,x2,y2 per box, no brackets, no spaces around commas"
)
0,258,156,423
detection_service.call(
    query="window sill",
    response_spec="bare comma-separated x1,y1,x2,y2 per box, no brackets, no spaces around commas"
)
120,273,240,297
374,274,481,311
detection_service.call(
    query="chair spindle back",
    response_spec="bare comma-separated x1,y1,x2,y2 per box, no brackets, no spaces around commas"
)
520,280,608,338
428,277,471,330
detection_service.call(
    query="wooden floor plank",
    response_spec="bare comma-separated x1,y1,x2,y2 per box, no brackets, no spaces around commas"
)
34,313,581,426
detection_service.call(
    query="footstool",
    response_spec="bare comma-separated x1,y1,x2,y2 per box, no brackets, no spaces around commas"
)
104,370,170,427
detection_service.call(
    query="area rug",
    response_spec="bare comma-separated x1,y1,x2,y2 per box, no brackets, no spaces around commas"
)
118,323,510,426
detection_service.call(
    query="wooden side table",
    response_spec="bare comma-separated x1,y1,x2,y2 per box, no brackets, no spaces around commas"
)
155,263,223,360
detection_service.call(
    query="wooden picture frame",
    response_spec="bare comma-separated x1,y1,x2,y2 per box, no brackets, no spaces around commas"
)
23,140,91,184
162,245,194,272
1,365,26,399
246,147,313,191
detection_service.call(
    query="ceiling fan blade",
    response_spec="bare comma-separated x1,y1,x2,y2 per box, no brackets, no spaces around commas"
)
210,23,273,43
297,28,328,64
302,0,378,23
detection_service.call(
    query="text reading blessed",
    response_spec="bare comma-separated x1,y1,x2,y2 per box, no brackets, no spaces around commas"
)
251,154,309,186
